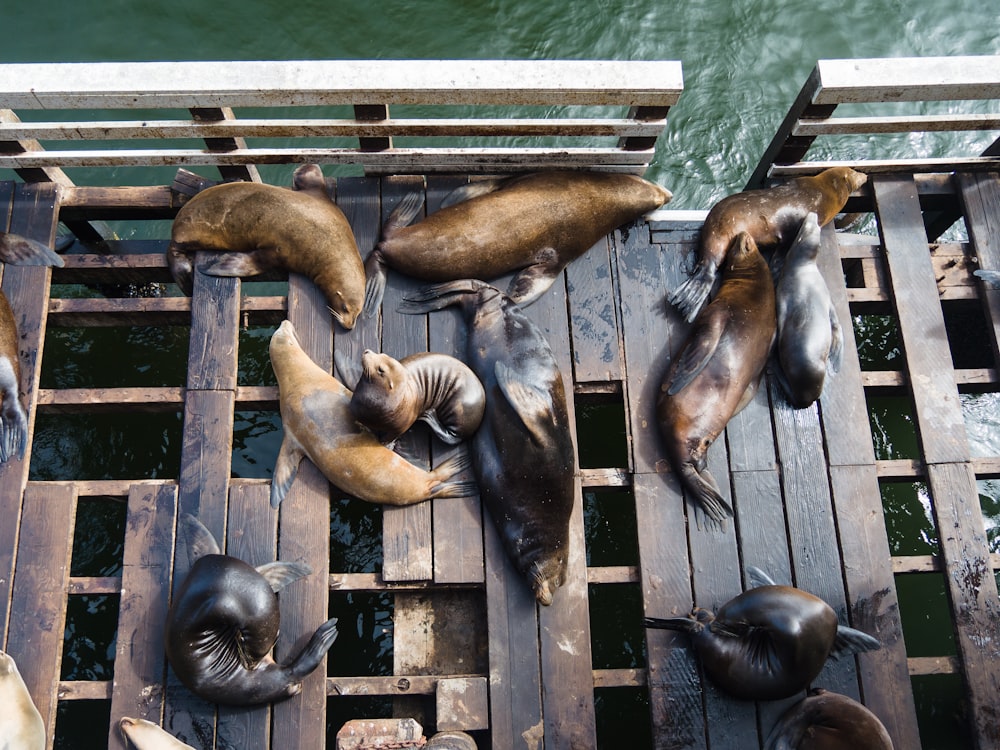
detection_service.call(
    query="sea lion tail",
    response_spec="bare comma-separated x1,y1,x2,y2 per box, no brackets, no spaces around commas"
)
286,617,339,680
830,625,881,658
0,231,65,267
397,280,488,315
668,261,716,322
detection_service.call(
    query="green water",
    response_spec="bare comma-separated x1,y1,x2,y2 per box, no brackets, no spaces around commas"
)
4,1,999,748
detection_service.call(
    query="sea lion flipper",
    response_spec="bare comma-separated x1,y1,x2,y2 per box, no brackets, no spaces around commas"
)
665,318,724,396
363,249,389,317
0,231,65,267
643,616,702,634
286,617,339,680
828,304,844,375
974,268,1000,287
180,513,221,564
668,260,717,322
383,190,426,233
333,349,362,391
256,561,312,593
271,436,305,509
831,625,881,658
494,361,554,444
200,251,271,278
505,248,560,307
0,395,28,463
420,410,462,445
439,178,505,209
746,566,778,588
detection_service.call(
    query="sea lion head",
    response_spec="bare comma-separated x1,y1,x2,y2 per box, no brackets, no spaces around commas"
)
815,167,868,208
350,350,415,440
528,549,569,607
119,717,197,750
326,290,361,331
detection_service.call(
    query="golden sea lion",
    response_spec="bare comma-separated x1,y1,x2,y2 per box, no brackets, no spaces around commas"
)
656,232,776,525
364,170,671,314
268,320,477,508
0,650,45,750
167,164,365,329
669,167,867,321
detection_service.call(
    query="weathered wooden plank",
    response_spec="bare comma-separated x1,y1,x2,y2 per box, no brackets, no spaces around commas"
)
6,484,76,744
216,483,278,750
565,234,624,383
186,255,241,392
35,386,278,413
0,60,684,109
106,483,177,750
794,113,1000,136
272,272,332,750
957,172,1000,369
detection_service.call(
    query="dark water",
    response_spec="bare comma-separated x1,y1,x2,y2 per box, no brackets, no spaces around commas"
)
4,1,999,748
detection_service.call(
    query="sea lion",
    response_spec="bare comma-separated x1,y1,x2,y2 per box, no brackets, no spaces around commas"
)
656,232,776,525
165,514,338,706
335,349,485,445
269,320,477,508
400,280,575,606
119,717,196,750
764,688,895,749
0,650,45,750
365,171,672,314
167,164,365,330
0,232,65,464
774,212,843,408
669,167,867,321
645,568,881,701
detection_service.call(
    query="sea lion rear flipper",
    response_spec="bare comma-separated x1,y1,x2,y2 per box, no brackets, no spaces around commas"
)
271,436,306,509
287,617,339,679
383,190,426,233
333,349,362,391
665,317,724,396
830,625,881,658
439,178,506,209
746,566,778,588
494,361,555,445
643,616,701,634
180,513,221,564
668,260,717,323
256,561,312,592
0,394,28,463
363,249,389,317
828,304,844,375
680,464,734,527
0,231,65,267
200,250,272,278
398,279,486,315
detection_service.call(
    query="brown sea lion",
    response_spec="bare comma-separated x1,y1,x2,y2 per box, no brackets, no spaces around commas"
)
0,650,45,750
656,232,776,525
0,232,65,464
400,279,575,606
335,349,485,445
164,514,338,707
119,717,196,750
365,171,672,314
167,164,365,329
774,212,843,408
764,688,895,749
669,167,867,321
645,567,880,702
268,320,477,508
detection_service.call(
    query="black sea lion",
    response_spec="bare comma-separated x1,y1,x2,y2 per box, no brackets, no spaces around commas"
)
167,164,365,329
119,717,196,750
400,279,576,605
669,167,867,321
364,170,672,314
656,232,776,525
645,568,881,701
0,650,45,750
774,212,843,408
335,349,486,446
764,688,895,749
0,232,65,464
269,320,477,508
164,514,338,706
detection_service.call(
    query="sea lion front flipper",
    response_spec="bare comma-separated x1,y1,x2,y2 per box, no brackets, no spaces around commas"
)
383,190,426,233
270,436,306,509
438,178,506,209
256,561,312,593
828,303,844,375
420,410,462,445
494,361,555,445
287,617,339,679
643,615,703,634
200,250,275,279
333,349,362,391
505,247,560,307
746,566,778,588
665,316,724,396
180,513,221,564
830,625,881,658
0,231,65,267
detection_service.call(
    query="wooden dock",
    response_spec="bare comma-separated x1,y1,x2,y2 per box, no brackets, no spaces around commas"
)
1,57,999,750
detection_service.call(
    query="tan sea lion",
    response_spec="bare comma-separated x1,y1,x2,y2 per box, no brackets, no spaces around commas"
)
167,164,365,329
0,650,45,750
165,514,338,706
400,280,575,605
0,231,65,464
364,170,672,314
645,567,881,702
119,717,196,750
335,349,485,445
774,212,843,408
669,167,867,321
269,320,477,508
656,232,776,525
764,688,895,749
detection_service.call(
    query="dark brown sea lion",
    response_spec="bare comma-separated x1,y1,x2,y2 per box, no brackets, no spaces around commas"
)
764,688,895,749
0,649,45,750
645,568,880,701
335,349,486,446
656,232,776,525
118,717,196,750
0,232,65,464
164,514,338,706
365,170,672,314
167,164,365,329
400,279,575,605
268,320,477,508
669,167,867,321
774,212,843,408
